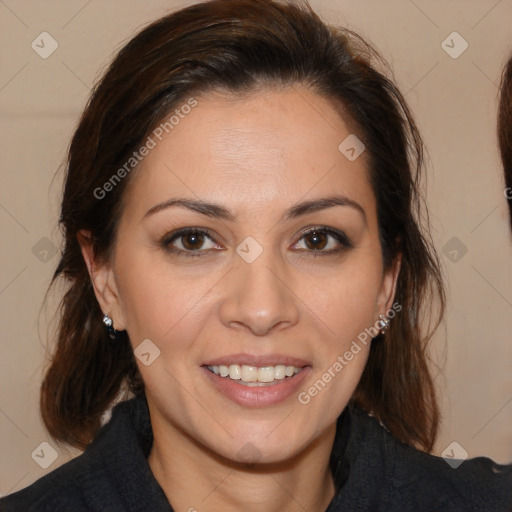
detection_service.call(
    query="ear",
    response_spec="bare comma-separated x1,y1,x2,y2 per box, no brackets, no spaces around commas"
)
77,230,127,331
376,253,402,315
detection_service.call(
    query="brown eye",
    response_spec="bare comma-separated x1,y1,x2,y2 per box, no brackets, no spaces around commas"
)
304,230,328,250
293,227,353,255
181,232,206,250
162,228,220,257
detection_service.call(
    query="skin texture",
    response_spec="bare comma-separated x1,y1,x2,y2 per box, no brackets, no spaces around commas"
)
80,86,400,512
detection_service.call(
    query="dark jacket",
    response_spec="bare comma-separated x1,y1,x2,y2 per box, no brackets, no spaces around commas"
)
1,394,511,511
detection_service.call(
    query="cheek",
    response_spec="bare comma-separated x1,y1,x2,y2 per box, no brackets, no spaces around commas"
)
294,332,371,436
302,258,383,342
114,249,217,354
294,265,379,420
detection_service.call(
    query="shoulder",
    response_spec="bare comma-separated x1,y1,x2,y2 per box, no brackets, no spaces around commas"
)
348,406,512,511
0,450,98,511
390,434,512,511
0,399,141,512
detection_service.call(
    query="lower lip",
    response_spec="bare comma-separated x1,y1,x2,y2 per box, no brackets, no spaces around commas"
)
201,366,312,407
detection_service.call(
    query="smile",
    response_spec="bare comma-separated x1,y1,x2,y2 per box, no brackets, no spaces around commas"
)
207,364,303,386
201,355,312,408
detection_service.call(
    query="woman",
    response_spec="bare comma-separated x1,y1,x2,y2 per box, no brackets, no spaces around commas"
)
1,0,511,510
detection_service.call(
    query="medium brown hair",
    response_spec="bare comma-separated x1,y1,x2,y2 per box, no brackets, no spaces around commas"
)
41,0,445,452
498,54,512,229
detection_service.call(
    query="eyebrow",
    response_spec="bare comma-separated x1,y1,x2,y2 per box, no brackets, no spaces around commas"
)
144,195,367,224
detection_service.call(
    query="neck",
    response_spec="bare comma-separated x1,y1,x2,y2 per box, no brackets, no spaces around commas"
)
148,415,337,512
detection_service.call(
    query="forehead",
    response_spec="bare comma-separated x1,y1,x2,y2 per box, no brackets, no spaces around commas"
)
123,87,375,219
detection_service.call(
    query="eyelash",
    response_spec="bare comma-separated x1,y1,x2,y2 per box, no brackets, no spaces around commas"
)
161,226,353,258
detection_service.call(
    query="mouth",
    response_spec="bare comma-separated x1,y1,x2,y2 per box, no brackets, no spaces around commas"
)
201,354,311,407
206,364,303,387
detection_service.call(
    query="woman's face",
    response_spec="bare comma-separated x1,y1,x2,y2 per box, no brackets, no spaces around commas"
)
87,87,399,464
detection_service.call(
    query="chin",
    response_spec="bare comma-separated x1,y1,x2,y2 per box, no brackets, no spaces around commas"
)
207,427,312,468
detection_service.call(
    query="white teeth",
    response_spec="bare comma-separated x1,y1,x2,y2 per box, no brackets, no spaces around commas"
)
258,367,275,383
241,365,258,382
274,364,286,380
228,364,241,380
207,364,304,384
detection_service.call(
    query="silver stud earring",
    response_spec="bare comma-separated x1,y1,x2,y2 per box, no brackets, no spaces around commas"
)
378,314,389,335
102,313,118,340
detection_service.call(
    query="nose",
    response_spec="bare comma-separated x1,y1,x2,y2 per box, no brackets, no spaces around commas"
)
218,246,300,336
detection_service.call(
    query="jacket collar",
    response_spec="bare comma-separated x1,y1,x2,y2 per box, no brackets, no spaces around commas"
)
96,393,390,511
84,393,172,511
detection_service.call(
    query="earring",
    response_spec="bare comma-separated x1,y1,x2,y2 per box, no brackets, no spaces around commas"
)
102,313,118,340
378,314,389,335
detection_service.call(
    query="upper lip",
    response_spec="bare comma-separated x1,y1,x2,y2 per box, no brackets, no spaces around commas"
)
202,353,310,368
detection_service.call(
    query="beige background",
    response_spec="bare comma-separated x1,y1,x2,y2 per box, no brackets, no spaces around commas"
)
1,0,511,496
